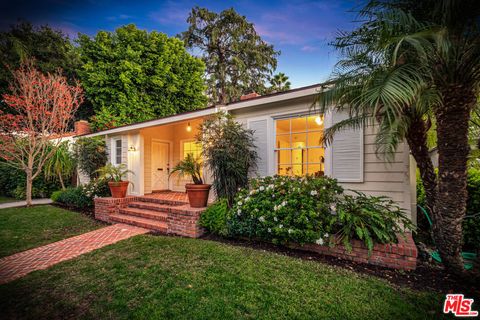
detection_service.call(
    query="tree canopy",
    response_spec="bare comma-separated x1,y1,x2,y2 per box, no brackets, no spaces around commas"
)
181,7,279,104
78,24,207,130
268,73,291,93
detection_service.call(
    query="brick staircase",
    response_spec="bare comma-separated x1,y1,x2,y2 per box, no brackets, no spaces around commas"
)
109,195,188,233
95,192,206,238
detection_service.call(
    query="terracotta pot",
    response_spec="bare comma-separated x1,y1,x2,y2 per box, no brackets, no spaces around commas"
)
185,184,211,208
108,181,130,198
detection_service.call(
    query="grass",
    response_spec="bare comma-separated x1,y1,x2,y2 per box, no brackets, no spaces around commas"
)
0,234,445,319
0,205,103,258
0,196,16,204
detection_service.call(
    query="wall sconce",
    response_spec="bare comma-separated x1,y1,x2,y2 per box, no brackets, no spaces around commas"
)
186,122,192,132
128,145,137,152
315,116,323,126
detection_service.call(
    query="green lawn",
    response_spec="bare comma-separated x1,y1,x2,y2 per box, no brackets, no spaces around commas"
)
0,196,16,204
0,205,103,257
0,234,445,319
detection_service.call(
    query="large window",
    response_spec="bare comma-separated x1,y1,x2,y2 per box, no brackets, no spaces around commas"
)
182,140,202,160
114,138,122,165
275,115,325,176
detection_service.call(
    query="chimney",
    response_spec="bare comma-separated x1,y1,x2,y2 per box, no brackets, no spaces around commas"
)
240,92,261,101
74,120,91,136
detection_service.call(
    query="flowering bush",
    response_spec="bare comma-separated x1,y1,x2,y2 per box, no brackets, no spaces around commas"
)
51,179,110,209
228,175,343,244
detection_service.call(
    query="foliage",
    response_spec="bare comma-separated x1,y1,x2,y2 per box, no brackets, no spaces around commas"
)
228,175,343,245
170,153,203,184
96,163,133,183
74,137,107,179
268,73,291,93
0,205,102,258
0,22,85,116
197,112,258,205
44,141,76,190
199,198,229,236
77,24,207,130
0,160,63,200
181,7,279,104
0,60,83,205
334,191,415,252
51,179,110,209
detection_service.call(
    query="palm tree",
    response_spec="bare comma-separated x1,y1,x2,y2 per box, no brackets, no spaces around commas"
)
315,0,480,275
44,141,76,190
269,72,291,93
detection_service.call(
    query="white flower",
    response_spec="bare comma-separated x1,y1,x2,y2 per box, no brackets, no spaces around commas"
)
310,190,318,196
279,224,283,229
238,201,243,206
330,204,336,211
268,184,274,189
324,233,329,238
250,190,256,195
272,194,275,198
259,216,265,222
268,228,272,233
245,197,250,202
281,201,287,206
254,208,259,212
315,238,324,245
259,186,265,191
237,209,242,214
288,229,293,234
274,205,278,211
274,217,278,222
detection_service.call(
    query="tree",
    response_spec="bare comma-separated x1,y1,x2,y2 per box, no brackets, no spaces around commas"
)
0,22,89,119
197,112,258,206
0,61,83,205
77,24,207,130
315,0,480,275
268,73,291,93
74,137,108,179
44,141,76,190
181,7,279,104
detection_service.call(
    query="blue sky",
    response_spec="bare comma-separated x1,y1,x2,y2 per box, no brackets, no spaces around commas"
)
0,0,361,88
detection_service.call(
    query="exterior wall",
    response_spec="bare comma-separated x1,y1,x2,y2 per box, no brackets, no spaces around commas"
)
230,95,416,222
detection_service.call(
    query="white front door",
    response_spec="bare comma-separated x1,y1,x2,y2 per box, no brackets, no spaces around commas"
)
151,141,170,190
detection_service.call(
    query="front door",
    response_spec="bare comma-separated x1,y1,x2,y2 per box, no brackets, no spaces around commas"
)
151,141,170,190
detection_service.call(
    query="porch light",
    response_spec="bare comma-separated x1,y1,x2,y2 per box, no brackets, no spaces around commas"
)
186,122,192,132
315,116,323,126
128,145,137,152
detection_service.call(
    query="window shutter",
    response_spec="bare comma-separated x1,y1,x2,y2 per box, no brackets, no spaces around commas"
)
248,119,268,177
330,111,363,182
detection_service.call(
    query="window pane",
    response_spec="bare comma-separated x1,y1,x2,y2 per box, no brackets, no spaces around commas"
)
292,148,304,164
307,148,325,163
291,163,303,176
308,163,324,177
291,116,307,133
292,133,307,148
276,134,290,149
276,119,290,134
277,149,291,164
115,139,122,164
307,131,322,147
278,164,293,176
307,115,324,130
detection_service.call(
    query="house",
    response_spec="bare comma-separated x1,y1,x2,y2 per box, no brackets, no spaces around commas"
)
79,83,417,224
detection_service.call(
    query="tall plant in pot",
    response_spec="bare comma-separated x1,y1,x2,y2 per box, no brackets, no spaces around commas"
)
170,153,211,207
96,163,134,198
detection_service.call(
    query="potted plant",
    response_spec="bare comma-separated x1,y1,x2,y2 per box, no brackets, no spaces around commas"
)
170,153,211,207
96,163,134,198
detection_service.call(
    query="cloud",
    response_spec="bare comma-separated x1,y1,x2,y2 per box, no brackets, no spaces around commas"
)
106,14,133,21
301,45,318,52
148,1,189,26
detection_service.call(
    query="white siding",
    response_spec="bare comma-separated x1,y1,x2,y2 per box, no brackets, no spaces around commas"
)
248,118,269,177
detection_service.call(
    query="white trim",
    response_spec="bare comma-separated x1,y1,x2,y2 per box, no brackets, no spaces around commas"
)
151,139,173,191
111,137,122,165
247,116,272,176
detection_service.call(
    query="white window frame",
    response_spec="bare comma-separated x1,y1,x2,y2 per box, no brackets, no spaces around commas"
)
112,137,122,165
272,112,326,177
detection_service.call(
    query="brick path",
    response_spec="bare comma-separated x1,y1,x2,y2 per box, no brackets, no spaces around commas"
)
0,224,149,284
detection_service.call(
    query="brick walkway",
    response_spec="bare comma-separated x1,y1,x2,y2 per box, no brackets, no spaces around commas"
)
0,224,149,284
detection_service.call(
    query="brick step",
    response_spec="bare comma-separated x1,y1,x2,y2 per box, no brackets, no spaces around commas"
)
128,201,172,213
110,214,168,232
119,207,168,221
138,196,188,206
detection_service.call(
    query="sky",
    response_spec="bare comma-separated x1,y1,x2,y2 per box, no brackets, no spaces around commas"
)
0,0,361,88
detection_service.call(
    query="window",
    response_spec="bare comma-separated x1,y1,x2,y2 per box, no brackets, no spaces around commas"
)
114,139,122,165
275,115,325,176
182,140,202,160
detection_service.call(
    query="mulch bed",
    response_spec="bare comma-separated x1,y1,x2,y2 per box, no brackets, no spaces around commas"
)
201,234,480,298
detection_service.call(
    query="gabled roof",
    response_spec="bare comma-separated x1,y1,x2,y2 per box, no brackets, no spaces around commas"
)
79,82,327,138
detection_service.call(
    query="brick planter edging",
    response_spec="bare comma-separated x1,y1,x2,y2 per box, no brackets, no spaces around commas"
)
291,233,417,270
94,196,142,223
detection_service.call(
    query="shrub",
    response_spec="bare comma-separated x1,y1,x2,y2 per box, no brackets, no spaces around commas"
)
228,175,343,244
74,137,108,179
197,112,258,206
199,198,229,236
51,179,110,208
333,191,415,251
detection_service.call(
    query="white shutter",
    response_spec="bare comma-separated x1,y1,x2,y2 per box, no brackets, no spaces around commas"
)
248,119,268,177
330,111,364,182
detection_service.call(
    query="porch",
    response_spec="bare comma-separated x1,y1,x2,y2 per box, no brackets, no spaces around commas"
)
94,191,207,238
